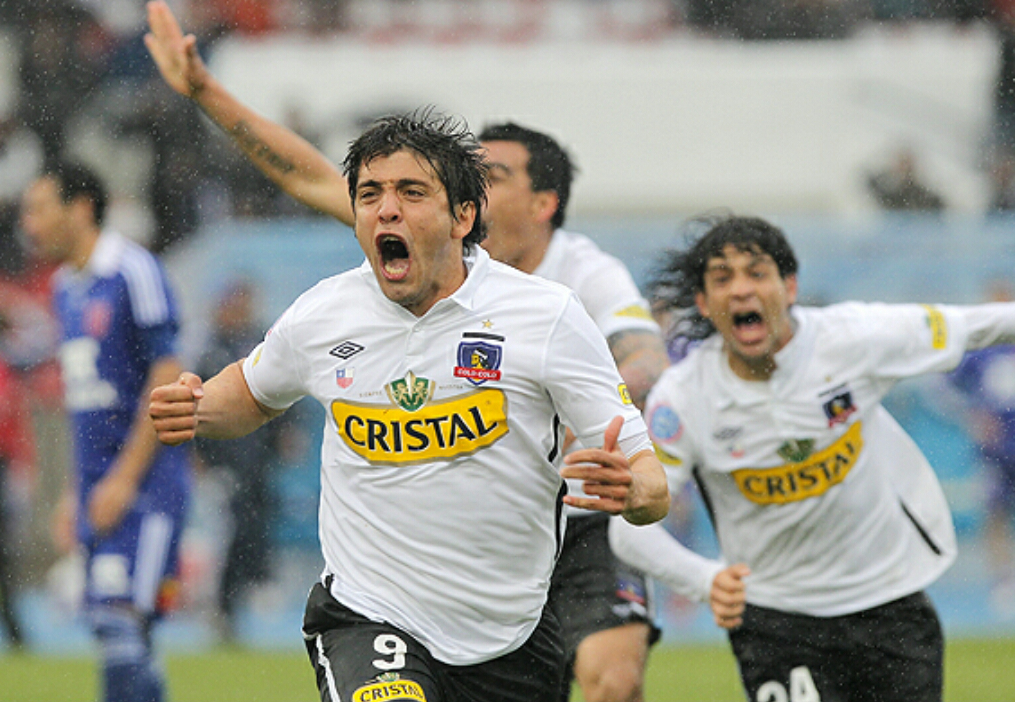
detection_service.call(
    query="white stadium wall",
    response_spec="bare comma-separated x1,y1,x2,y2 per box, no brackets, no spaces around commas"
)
210,23,998,216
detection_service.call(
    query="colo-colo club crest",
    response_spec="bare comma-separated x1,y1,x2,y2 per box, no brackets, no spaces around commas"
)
454,339,503,386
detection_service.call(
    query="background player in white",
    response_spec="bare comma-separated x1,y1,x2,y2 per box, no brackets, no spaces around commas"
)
621,213,1015,702
145,5,670,700
149,109,669,702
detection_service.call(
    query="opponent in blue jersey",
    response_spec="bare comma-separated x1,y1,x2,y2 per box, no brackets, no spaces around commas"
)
950,341,1015,604
21,162,190,702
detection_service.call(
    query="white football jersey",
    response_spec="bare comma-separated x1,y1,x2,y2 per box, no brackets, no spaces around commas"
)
646,301,1015,616
535,229,660,515
533,229,659,340
243,247,649,664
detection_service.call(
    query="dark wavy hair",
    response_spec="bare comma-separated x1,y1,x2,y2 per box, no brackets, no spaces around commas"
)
42,160,108,226
344,107,489,249
649,213,799,342
478,122,576,229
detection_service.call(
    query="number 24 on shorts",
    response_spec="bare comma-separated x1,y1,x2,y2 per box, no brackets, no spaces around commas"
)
757,666,820,702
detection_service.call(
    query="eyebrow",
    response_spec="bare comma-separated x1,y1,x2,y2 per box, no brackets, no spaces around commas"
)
705,252,774,272
357,177,431,193
488,162,512,177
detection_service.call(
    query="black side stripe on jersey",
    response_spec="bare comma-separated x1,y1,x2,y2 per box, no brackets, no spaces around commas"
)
900,500,942,555
554,481,567,560
692,465,718,532
547,414,562,463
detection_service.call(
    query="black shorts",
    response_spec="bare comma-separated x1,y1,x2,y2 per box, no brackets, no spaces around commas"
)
302,581,565,702
548,513,661,663
729,592,943,702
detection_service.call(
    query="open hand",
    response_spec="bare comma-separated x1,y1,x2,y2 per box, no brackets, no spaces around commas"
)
144,0,209,98
560,416,632,515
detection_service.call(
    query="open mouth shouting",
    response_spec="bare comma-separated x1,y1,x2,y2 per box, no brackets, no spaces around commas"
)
731,310,766,346
377,234,411,281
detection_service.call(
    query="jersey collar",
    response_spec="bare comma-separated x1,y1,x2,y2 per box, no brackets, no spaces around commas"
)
532,228,565,280
59,228,124,283
85,229,125,277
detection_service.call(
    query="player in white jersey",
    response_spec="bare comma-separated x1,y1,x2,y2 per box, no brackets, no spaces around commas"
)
144,8,670,700
615,214,1015,702
149,110,669,702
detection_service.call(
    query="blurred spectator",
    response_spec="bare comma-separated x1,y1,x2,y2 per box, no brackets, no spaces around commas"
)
987,147,1015,212
866,146,946,212
993,8,1015,147
0,237,67,591
194,279,281,641
0,314,35,649
15,2,111,164
686,0,864,39
114,13,229,253
209,0,278,34
215,104,329,220
0,114,44,277
949,279,1015,615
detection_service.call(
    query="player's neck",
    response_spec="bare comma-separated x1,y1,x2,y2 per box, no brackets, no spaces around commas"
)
514,228,554,274
67,225,101,271
726,352,778,381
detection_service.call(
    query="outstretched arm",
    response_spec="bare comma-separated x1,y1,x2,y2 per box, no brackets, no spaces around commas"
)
144,0,353,225
608,518,750,629
561,416,669,525
149,361,283,446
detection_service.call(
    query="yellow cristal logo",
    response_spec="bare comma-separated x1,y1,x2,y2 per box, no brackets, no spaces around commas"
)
732,422,863,505
332,390,508,464
921,304,947,350
352,679,427,702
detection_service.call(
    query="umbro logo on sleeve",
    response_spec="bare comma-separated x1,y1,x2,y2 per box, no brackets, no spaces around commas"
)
330,341,365,359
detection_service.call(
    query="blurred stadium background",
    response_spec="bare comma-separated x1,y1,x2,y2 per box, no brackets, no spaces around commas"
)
1,0,1015,699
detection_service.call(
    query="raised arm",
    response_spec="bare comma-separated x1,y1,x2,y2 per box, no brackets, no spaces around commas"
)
149,361,283,446
144,0,353,225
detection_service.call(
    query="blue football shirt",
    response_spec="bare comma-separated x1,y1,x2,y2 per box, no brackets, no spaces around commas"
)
54,231,190,545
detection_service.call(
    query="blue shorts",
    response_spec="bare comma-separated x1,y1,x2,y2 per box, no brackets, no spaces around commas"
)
84,510,184,615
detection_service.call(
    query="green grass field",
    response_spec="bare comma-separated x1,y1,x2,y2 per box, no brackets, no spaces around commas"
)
2,637,1013,701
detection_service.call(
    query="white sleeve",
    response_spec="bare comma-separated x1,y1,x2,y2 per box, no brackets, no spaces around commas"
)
544,293,647,449
952,302,1015,350
609,518,724,602
644,381,698,492
572,256,660,340
852,302,1015,380
241,306,306,411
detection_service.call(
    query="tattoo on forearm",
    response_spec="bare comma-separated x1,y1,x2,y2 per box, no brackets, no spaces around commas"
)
230,121,296,174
